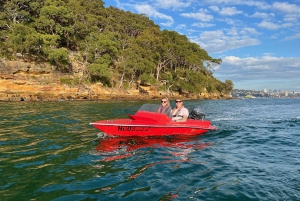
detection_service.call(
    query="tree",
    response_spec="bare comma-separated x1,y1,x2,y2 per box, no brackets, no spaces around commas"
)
34,1,74,47
224,80,234,94
0,0,231,95
88,55,112,86
48,48,69,71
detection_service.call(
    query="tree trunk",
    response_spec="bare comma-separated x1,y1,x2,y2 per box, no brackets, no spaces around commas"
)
119,70,125,88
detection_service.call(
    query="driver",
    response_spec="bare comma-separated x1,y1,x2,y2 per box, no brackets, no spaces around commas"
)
171,99,189,122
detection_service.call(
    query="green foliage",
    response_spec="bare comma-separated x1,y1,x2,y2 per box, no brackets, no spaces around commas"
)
6,24,37,53
0,0,233,95
85,32,117,63
88,54,112,86
206,84,214,93
60,77,79,86
224,80,234,93
48,48,69,70
140,74,157,85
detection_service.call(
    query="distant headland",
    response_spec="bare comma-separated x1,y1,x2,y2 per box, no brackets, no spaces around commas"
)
233,89,300,98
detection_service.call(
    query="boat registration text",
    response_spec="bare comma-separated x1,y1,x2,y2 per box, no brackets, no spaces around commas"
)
118,126,150,132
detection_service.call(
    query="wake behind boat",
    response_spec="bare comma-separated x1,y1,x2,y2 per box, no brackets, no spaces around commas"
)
90,104,217,137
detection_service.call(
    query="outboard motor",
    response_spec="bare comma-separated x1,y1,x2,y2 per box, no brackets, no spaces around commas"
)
189,106,205,120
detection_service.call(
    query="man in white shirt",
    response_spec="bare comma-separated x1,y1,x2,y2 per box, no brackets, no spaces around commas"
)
171,99,189,122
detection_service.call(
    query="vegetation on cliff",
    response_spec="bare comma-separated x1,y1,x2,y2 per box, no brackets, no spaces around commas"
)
0,0,233,95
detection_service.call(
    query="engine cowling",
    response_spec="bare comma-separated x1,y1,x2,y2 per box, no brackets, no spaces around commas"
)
189,107,205,120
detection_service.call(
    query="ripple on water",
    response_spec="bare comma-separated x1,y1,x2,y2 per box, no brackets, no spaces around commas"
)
1,99,300,200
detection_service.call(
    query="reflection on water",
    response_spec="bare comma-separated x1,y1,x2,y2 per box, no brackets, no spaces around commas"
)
88,135,212,200
94,135,211,162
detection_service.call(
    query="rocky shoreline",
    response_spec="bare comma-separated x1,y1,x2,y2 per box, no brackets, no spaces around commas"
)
0,58,230,102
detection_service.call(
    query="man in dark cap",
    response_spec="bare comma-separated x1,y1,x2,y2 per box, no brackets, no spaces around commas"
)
171,99,189,122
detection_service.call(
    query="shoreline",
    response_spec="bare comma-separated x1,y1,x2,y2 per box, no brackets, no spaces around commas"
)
0,81,229,102
0,77,230,102
0,58,231,102
0,92,228,102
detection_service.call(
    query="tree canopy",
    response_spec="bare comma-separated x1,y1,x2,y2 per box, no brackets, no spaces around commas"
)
0,0,233,95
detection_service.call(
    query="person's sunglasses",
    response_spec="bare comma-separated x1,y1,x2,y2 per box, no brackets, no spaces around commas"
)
161,101,167,103
175,101,182,103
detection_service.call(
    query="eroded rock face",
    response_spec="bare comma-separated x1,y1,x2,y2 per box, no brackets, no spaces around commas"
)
0,58,55,74
0,58,61,83
0,78,149,101
0,58,229,101
0,58,156,101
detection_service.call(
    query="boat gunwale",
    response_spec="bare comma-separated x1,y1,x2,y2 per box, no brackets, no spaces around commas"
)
89,122,215,130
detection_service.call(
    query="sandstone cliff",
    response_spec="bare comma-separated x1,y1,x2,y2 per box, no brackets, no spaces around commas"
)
0,58,227,101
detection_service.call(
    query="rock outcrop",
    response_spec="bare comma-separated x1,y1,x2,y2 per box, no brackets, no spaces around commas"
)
0,58,229,101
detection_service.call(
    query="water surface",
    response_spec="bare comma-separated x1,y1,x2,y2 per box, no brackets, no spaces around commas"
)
1,99,300,200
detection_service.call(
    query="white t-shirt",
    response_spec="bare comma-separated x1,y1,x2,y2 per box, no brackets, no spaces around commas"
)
171,107,189,121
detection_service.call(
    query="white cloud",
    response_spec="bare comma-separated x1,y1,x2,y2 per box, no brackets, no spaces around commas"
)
270,34,279,39
248,12,275,19
243,1,270,9
155,0,191,9
272,2,300,13
257,20,294,30
283,33,300,41
176,24,187,29
257,21,280,30
214,55,300,90
283,14,299,22
281,22,293,28
239,27,260,35
220,56,300,76
226,27,238,36
191,28,260,53
219,7,243,16
192,22,215,28
203,0,271,9
134,4,174,26
180,9,214,22
218,18,236,25
209,6,220,12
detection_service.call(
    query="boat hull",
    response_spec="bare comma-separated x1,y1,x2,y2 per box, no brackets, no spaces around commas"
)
90,110,216,137
91,123,215,136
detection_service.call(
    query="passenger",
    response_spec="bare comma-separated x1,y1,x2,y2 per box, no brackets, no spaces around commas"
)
171,99,189,122
157,97,172,115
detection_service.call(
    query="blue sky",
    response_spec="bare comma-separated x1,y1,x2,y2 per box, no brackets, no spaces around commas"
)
104,0,300,92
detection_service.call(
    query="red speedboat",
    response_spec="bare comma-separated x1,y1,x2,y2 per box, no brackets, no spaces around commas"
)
90,104,216,137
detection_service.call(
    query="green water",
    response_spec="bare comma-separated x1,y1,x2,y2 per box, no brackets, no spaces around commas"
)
1,99,300,200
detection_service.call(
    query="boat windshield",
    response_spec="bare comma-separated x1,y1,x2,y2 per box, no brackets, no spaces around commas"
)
137,104,161,113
